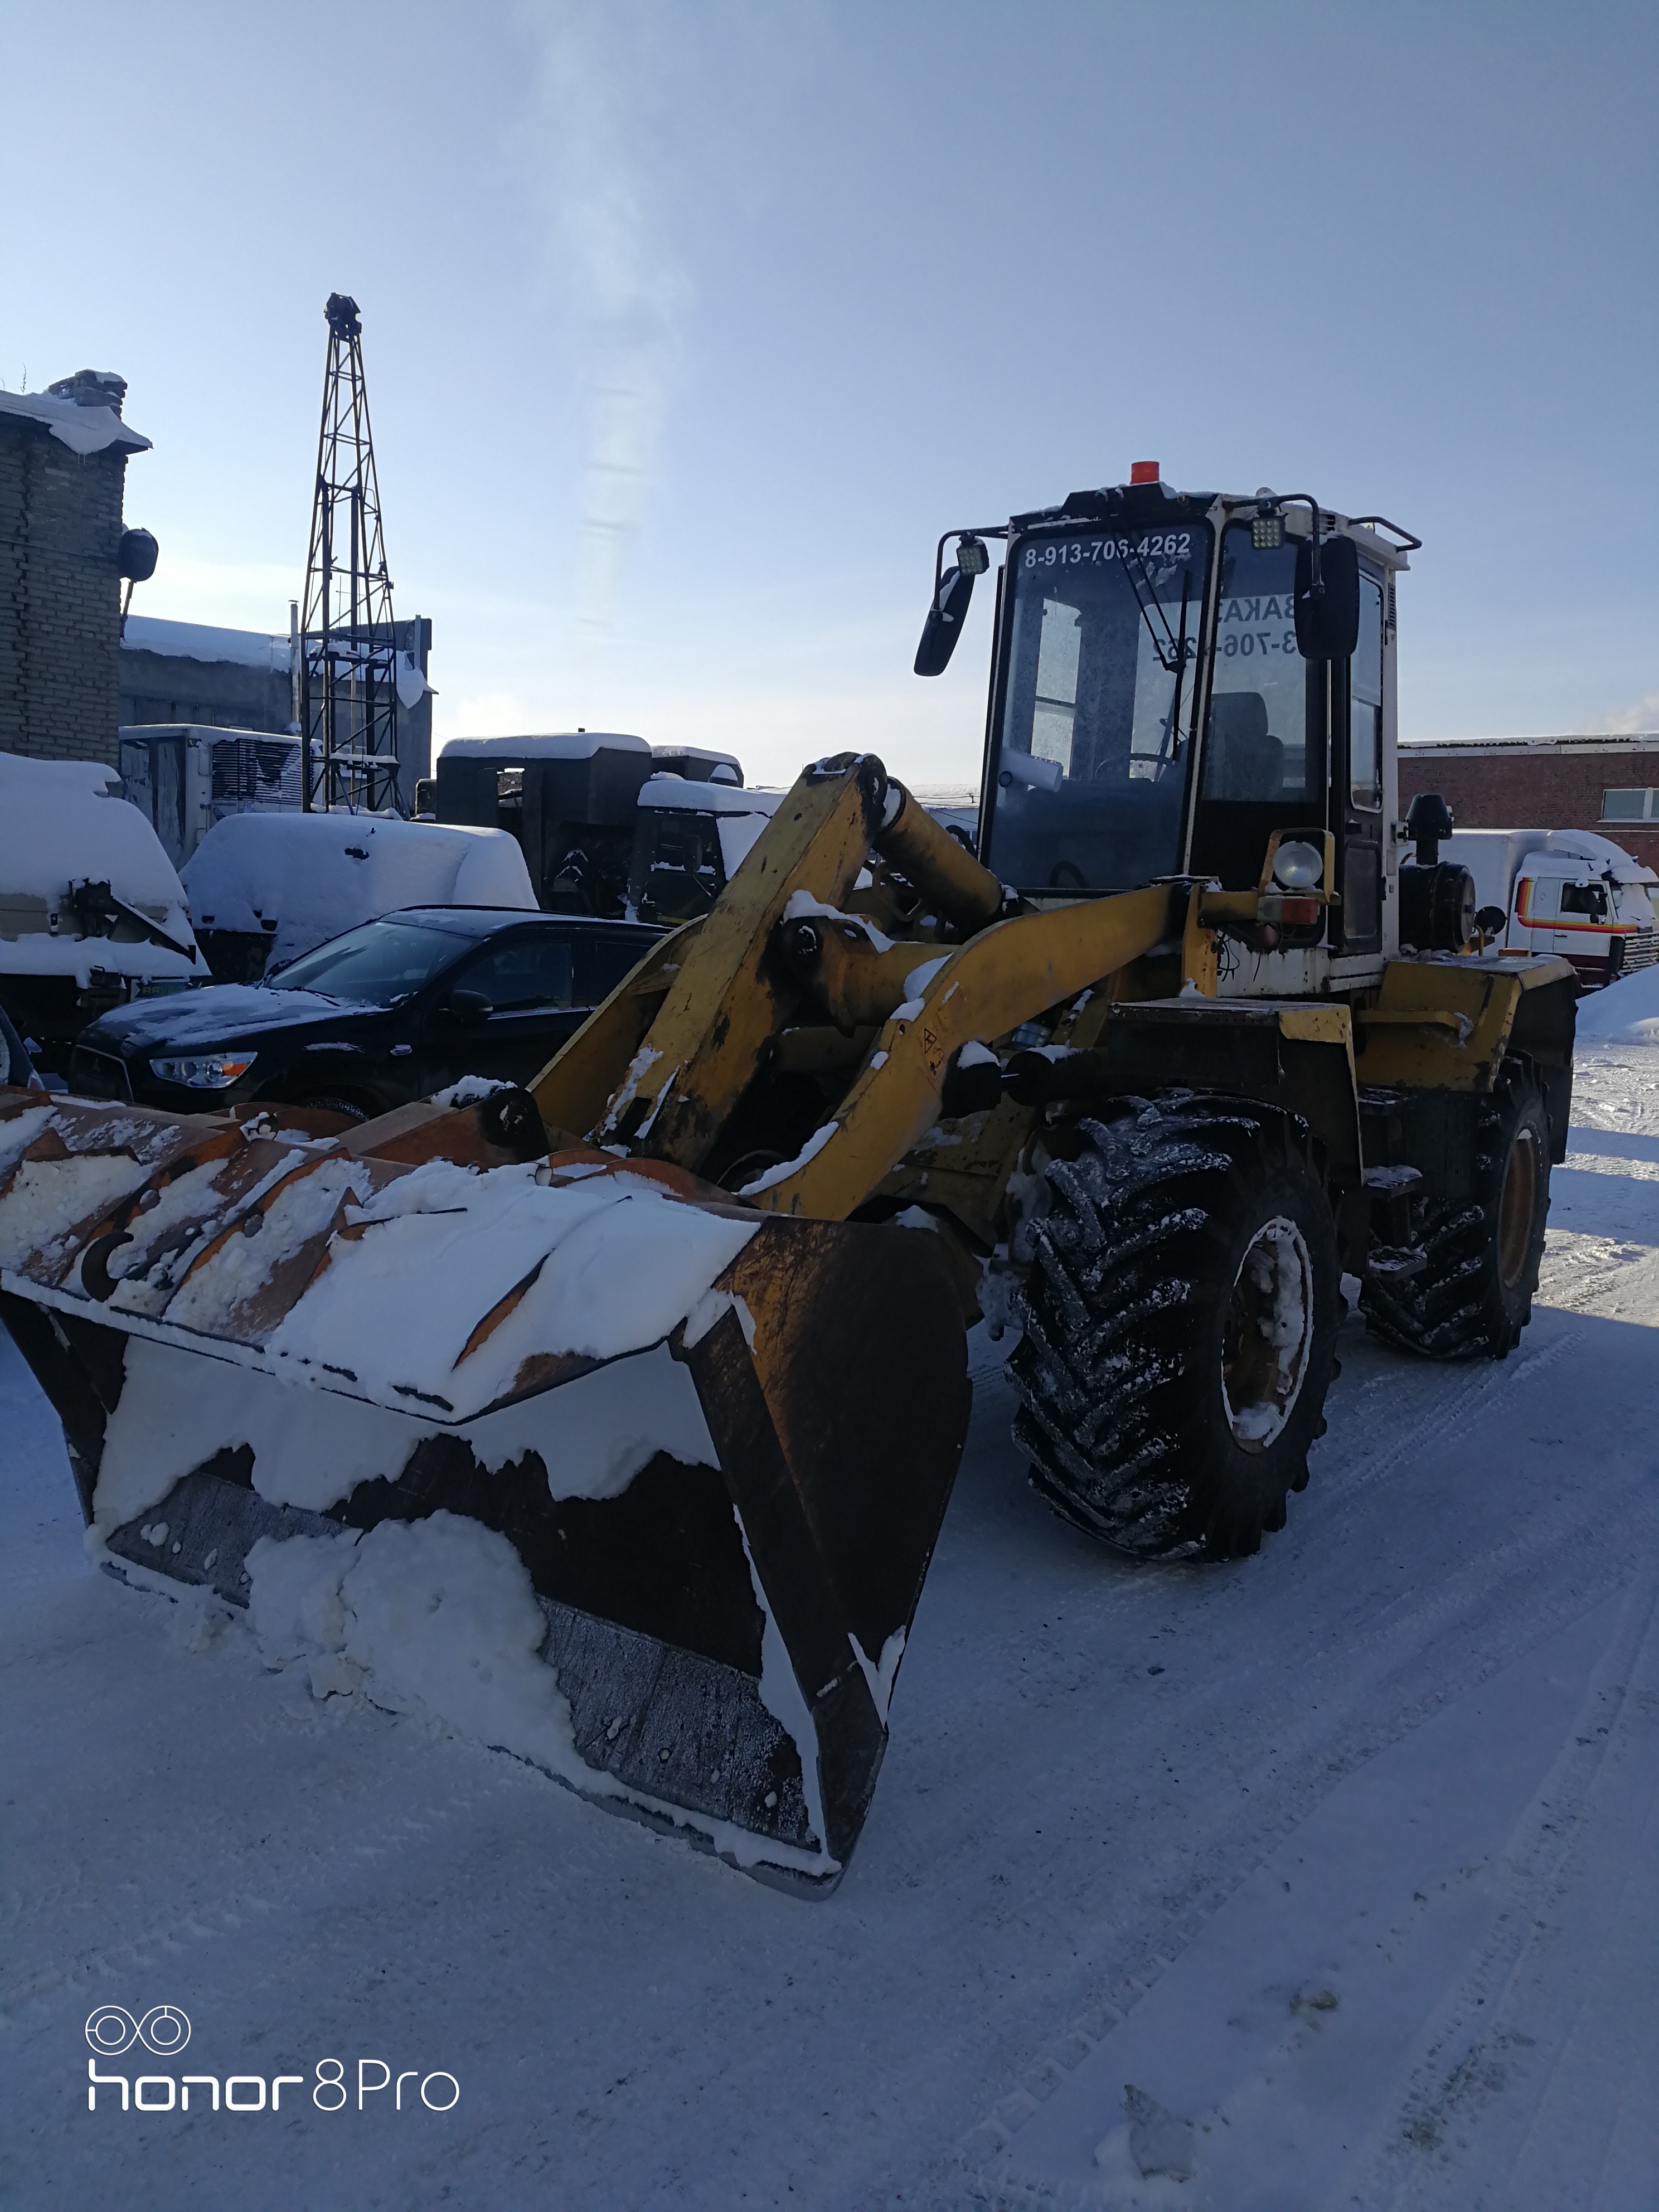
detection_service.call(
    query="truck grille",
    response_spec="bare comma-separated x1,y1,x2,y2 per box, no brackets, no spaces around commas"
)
68,1047,133,1102
1623,927,1658,974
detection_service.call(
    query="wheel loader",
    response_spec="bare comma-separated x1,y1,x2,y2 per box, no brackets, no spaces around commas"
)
0,467,1575,1889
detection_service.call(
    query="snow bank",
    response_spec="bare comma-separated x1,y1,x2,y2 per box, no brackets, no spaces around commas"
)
182,811,535,968
1575,963,1659,1046
0,753,198,983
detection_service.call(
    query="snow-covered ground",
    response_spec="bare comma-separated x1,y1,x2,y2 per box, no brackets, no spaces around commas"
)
3,1019,1657,2210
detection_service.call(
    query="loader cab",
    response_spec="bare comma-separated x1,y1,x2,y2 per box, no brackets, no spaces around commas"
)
952,477,1414,971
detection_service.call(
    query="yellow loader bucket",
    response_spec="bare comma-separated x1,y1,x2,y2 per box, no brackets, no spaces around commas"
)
0,1088,969,1888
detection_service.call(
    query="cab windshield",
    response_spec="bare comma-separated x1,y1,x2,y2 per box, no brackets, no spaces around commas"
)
985,523,1210,891
267,919,465,1005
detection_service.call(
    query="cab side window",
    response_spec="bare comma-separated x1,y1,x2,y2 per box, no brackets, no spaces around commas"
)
1202,530,1309,804
1351,573,1384,811
457,933,574,1011
1560,882,1609,919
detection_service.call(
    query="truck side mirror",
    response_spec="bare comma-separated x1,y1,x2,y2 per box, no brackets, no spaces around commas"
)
442,988,492,1026
1293,531,1360,661
914,564,976,677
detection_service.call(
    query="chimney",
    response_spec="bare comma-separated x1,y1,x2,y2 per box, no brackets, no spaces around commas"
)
45,368,127,416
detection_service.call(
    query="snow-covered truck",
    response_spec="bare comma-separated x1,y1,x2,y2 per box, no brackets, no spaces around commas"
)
425,733,754,916
628,773,783,919
0,752,201,1066
182,809,539,982
118,725,304,870
1444,827,1658,991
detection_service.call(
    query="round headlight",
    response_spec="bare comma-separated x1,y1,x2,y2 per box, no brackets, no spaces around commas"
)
1272,840,1324,891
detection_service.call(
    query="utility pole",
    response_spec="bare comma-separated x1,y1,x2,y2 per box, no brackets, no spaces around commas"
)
299,294,401,813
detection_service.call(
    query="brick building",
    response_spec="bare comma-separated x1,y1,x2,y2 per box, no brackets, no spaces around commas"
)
1399,734,1659,872
0,371,151,769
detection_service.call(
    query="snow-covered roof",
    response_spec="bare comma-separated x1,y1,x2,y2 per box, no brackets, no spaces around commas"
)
182,811,537,968
1401,733,1659,756
637,773,782,816
0,386,151,457
440,732,648,762
122,617,293,673
1538,828,1658,882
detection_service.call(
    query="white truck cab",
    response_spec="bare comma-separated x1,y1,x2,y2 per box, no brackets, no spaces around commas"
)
1444,827,1658,991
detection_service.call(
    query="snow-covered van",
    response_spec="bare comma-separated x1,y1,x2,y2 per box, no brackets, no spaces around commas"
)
1444,828,1658,992
0,751,201,1066
182,808,538,982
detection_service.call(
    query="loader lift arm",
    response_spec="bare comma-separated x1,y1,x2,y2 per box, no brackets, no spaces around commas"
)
531,751,1181,1220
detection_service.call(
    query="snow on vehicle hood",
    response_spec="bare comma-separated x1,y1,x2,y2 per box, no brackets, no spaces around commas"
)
89,982,367,1050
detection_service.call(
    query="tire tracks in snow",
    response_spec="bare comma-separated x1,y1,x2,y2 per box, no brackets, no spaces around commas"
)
0,1634,528,2027
928,1321,1658,2209
1340,1564,1659,2210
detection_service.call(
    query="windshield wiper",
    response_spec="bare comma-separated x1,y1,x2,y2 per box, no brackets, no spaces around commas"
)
1160,568,1194,762
1120,544,1194,676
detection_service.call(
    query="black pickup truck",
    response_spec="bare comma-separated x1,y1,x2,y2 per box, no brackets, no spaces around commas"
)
67,905,660,1120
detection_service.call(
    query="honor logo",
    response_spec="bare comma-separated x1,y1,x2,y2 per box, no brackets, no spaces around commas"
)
86,2006,191,2057
83,2005,458,2115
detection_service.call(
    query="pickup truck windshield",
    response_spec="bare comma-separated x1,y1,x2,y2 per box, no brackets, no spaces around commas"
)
268,919,464,1005
986,523,1209,891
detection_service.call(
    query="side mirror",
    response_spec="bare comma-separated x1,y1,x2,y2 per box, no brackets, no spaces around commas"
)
1293,531,1360,661
443,988,491,1026
914,564,977,677
1476,904,1507,936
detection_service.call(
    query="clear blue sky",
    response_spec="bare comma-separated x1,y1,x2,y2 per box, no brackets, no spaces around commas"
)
4,1,1654,788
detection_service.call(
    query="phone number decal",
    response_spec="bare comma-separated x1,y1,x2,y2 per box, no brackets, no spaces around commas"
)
1022,532,1194,570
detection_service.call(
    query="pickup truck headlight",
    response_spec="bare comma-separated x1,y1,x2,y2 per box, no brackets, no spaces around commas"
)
149,1052,257,1089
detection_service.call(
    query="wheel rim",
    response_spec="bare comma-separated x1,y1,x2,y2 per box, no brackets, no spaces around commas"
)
1222,1216,1315,1453
1497,1126,1539,1289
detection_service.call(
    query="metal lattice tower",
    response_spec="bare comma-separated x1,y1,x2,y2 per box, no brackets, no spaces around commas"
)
300,293,400,813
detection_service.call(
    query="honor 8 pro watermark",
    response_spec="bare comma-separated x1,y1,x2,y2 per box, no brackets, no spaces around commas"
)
84,2007,458,2114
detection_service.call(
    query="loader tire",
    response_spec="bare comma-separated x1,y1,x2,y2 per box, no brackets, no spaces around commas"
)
1010,1094,1341,1560
1360,1055,1550,1361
